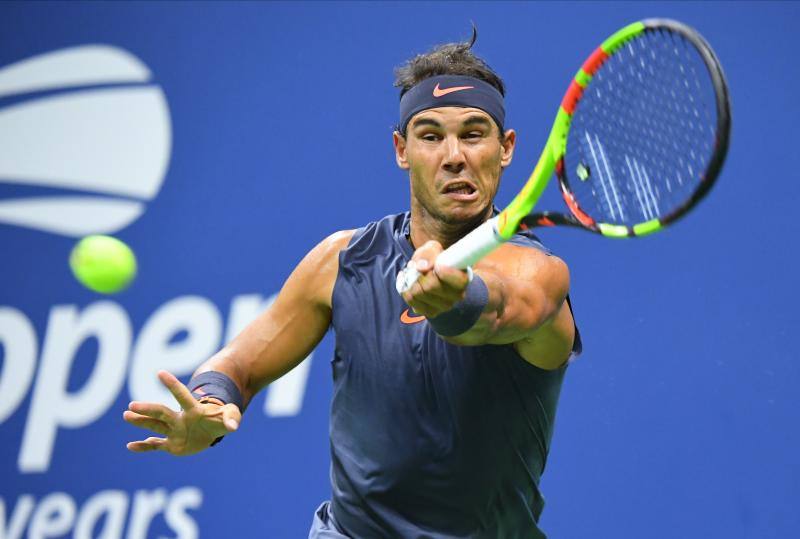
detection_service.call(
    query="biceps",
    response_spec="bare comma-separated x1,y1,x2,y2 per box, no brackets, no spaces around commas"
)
514,298,575,369
477,280,551,345
516,255,570,329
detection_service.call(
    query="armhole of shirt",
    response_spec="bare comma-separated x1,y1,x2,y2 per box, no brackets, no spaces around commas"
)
331,224,373,322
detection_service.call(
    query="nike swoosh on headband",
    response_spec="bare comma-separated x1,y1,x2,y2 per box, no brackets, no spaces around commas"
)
432,83,475,97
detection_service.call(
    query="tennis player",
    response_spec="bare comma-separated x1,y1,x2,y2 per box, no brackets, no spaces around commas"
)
124,34,580,538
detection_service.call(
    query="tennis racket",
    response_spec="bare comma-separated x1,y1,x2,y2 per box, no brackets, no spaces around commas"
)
396,18,731,294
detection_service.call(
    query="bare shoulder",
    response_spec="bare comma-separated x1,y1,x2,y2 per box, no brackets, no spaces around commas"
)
294,230,356,308
323,229,357,250
311,230,357,266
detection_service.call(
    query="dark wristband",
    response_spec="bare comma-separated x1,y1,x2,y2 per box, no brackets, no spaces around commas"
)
188,371,244,411
188,371,243,447
428,273,489,337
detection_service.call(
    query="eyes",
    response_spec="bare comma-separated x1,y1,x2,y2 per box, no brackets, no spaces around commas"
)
418,130,486,143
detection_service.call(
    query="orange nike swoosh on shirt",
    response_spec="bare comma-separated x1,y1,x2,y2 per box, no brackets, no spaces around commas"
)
432,83,474,97
400,308,426,324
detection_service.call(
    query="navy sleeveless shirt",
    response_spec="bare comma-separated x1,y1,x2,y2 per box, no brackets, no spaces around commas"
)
329,212,579,538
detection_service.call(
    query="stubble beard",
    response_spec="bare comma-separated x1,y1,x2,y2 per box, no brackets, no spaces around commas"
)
410,174,501,246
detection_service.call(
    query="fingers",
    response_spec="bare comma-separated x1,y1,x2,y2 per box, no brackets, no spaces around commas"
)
404,281,455,317
408,240,469,294
410,241,443,275
123,410,171,436
128,401,177,424
433,263,470,290
158,370,197,410
403,281,452,317
402,262,469,318
126,437,166,453
221,403,242,433
407,298,441,319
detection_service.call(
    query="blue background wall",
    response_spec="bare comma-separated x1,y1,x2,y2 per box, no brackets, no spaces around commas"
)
1,2,798,537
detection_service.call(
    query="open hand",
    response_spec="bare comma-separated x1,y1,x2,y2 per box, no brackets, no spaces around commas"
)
123,370,242,456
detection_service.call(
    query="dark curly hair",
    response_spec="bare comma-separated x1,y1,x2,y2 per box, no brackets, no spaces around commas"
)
393,26,505,99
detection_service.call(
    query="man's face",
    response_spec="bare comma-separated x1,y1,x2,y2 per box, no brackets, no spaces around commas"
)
394,107,515,225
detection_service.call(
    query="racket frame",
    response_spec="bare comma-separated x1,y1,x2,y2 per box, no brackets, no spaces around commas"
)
396,19,731,294
515,18,731,238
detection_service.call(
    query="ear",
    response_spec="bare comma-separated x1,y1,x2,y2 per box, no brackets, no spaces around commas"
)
500,129,516,168
393,131,410,170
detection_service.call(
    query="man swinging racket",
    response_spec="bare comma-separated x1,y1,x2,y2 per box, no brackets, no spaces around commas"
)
124,33,580,538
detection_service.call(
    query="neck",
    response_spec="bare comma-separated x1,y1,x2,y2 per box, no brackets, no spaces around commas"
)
408,201,493,250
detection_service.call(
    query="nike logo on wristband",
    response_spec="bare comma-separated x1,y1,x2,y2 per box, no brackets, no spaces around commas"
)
432,83,474,97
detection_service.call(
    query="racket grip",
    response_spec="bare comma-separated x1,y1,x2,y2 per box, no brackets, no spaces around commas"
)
395,216,505,294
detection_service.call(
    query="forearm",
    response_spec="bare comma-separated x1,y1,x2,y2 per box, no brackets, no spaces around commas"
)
190,231,348,409
443,265,557,346
195,303,330,408
193,347,250,406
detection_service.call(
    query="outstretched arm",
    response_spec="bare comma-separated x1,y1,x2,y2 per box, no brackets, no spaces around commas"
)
124,230,354,454
196,229,354,407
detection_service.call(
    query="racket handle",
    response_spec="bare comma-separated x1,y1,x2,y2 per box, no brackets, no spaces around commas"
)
395,216,506,294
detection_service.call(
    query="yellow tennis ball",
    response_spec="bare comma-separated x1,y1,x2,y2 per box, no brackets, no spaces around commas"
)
69,235,137,294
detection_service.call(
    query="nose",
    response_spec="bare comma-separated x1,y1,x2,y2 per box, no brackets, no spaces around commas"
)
442,135,465,174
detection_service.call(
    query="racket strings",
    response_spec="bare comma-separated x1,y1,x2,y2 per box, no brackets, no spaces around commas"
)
565,29,719,226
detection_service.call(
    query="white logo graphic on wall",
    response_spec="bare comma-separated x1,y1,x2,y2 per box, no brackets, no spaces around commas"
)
0,45,171,236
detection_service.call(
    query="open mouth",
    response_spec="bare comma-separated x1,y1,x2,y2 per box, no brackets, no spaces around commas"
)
442,181,477,197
